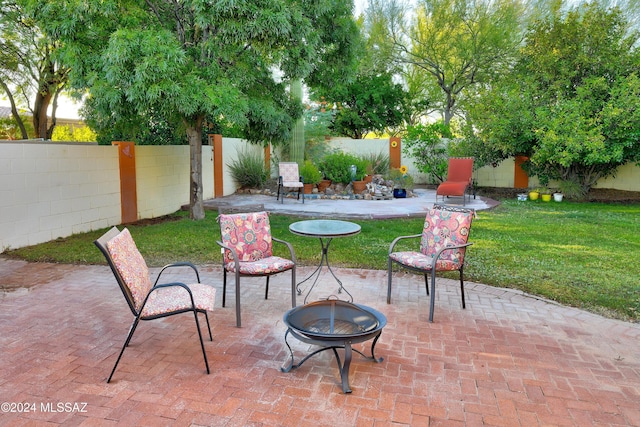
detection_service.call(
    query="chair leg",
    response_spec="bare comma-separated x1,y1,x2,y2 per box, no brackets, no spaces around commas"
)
459,268,466,309
222,269,227,307
235,270,242,327
202,311,213,341
265,276,270,300
423,274,430,296
192,309,210,374
291,266,297,308
107,317,140,383
302,187,305,204
386,258,393,304
429,269,437,322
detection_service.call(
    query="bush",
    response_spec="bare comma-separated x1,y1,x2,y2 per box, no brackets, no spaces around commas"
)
403,121,452,183
362,151,390,175
299,160,323,184
319,152,367,184
228,149,268,188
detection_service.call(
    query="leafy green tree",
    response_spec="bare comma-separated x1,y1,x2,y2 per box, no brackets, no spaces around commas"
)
327,72,410,139
31,0,357,220
0,0,70,139
403,121,452,183
468,2,640,193
372,0,522,125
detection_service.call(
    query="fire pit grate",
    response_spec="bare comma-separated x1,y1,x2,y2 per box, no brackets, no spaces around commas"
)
281,300,387,393
303,318,365,335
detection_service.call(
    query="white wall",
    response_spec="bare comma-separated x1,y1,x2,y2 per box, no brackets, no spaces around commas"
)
0,142,120,251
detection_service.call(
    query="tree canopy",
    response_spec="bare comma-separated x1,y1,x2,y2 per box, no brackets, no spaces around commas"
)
0,0,70,139
467,2,640,193
30,0,358,219
370,0,523,125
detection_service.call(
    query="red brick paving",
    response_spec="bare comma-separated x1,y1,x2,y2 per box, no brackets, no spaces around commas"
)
0,257,639,426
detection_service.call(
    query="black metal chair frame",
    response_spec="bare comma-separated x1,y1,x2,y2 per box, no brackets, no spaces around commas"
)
94,227,213,383
387,204,474,322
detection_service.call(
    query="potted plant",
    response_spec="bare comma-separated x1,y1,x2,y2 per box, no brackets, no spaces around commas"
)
528,188,540,201
387,166,414,198
299,160,322,194
540,187,552,202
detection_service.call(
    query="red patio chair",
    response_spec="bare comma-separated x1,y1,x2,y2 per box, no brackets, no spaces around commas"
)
436,157,475,205
387,204,475,322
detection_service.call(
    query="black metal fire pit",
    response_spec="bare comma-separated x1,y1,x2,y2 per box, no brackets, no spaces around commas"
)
281,299,387,393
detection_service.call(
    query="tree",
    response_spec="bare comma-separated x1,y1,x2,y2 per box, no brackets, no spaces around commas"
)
327,72,410,139
468,2,640,193
0,0,69,139
373,0,522,125
32,0,357,220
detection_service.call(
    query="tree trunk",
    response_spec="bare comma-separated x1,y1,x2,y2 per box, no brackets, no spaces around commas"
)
1,81,28,139
185,116,205,220
33,90,52,140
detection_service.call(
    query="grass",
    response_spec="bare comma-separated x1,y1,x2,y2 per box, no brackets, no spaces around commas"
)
4,200,640,322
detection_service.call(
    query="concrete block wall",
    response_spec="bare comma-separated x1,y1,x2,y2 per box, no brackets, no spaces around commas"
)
1,138,638,252
135,145,215,219
0,142,120,251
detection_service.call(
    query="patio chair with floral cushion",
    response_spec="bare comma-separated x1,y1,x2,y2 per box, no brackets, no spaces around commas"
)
277,162,304,203
216,211,297,327
94,227,216,383
436,157,475,205
387,204,475,322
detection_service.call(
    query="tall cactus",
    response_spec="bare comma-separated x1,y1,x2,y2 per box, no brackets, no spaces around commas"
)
290,79,304,165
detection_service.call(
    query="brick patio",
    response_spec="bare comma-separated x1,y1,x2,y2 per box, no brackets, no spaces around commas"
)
1,257,639,426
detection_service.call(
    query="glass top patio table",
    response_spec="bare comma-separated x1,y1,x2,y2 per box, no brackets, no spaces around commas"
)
289,220,361,304
288,219,361,238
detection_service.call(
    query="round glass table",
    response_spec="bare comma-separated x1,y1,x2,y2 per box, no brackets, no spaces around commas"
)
289,219,361,304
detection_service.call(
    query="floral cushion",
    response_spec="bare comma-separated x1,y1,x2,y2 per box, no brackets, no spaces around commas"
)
106,228,152,310
389,251,461,271
419,208,473,267
224,256,295,275
218,211,274,265
141,282,217,317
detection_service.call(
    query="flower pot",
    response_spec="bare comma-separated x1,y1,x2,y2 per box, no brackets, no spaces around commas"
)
553,193,563,202
393,188,407,198
317,179,331,193
541,194,552,202
517,193,528,201
528,191,539,201
363,175,373,184
352,180,367,194
303,183,315,194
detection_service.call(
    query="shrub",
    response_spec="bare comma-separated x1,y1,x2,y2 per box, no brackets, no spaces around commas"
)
299,160,323,184
362,151,390,175
319,152,367,184
228,149,268,188
403,121,452,183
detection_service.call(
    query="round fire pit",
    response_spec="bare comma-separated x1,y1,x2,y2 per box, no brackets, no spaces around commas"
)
281,300,387,393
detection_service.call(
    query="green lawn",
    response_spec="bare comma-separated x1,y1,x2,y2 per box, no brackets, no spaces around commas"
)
5,200,640,322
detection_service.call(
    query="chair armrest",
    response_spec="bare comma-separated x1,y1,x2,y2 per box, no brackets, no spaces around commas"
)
388,234,422,254
140,281,197,314
273,237,297,263
155,262,201,286
216,240,241,270
431,242,474,269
